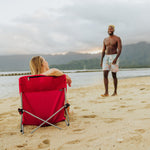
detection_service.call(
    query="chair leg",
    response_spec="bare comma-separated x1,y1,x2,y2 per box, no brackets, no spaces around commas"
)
20,113,24,134
64,88,70,126
21,124,24,134
65,109,70,126
20,93,24,134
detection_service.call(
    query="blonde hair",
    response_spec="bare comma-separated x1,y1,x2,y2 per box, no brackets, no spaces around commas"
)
29,56,43,75
108,25,115,29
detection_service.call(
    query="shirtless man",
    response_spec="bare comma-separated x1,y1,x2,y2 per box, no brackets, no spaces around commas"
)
100,25,122,97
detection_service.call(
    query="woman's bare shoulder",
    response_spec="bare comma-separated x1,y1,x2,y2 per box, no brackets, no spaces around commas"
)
41,69,55,76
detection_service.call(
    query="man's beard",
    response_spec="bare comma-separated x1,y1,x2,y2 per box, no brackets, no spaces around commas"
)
108,31,114,36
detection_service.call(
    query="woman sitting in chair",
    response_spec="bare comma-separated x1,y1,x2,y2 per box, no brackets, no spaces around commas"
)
29,56,72,87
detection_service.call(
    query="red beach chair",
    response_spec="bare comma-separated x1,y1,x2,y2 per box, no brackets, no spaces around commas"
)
18,75,70,134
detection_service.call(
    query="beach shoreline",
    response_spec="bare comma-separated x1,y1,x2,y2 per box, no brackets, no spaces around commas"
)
0,76,150,150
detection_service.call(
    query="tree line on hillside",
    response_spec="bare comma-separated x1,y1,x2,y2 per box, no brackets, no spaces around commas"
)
50,57,150,70
51,42,150,70
50,58,101,70
0,41,150,71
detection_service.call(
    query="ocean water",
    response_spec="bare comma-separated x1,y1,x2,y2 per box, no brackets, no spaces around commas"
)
0,68,150,99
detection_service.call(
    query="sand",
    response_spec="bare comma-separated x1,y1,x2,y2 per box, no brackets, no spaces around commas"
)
0,76,150,150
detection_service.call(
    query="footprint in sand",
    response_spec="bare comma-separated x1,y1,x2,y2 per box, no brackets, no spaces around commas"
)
38,139,50,149
89,100,97,104
11,113,17,117
16,143,27,148
0,112,10,116
127,109,136,112
11,104,16,107
97,101,106,103
82,109,88,111
111,108,116,110
74,106,81,110
140,88,145,90
82,115,97,118
120,105,128,108
66,139,80,144
102,118,123,123
87,137,98,142
135,129,145,133
72,129,84,133
9,131,18,136
43,139,50,144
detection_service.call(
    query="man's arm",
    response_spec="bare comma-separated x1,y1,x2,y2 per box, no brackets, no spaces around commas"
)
100,40,106,67
112,37,122,64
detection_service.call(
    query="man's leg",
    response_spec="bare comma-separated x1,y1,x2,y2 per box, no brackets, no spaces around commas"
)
111,72,117,96
101,70,109,96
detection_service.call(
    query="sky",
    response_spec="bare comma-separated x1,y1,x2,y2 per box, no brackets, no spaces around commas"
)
0,0,150,55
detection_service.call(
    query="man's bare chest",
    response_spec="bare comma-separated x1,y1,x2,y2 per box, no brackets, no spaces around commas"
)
105,38,117,47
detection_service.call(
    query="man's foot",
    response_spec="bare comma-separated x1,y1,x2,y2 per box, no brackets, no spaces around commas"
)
111,93,117,96
101,94,109,97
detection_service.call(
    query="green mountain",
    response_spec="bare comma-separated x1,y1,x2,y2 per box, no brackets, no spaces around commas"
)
51,42,150,70
0,52,98,71
120,42,150,68
0,41,150,71
51,58,100,70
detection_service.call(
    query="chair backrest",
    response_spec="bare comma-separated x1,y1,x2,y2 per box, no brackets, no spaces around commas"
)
19,75,67,125
19,75,67,93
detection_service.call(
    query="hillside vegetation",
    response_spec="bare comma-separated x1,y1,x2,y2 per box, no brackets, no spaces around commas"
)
0,42,150,71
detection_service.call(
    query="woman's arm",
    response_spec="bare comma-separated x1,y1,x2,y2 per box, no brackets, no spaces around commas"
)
42,68,64,76
66,75,72,87
42,68,72,87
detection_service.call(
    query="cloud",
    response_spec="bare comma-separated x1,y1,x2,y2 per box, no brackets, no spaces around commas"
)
0,0,150,55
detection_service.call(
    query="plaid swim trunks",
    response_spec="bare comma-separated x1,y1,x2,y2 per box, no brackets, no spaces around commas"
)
102,54,119,72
